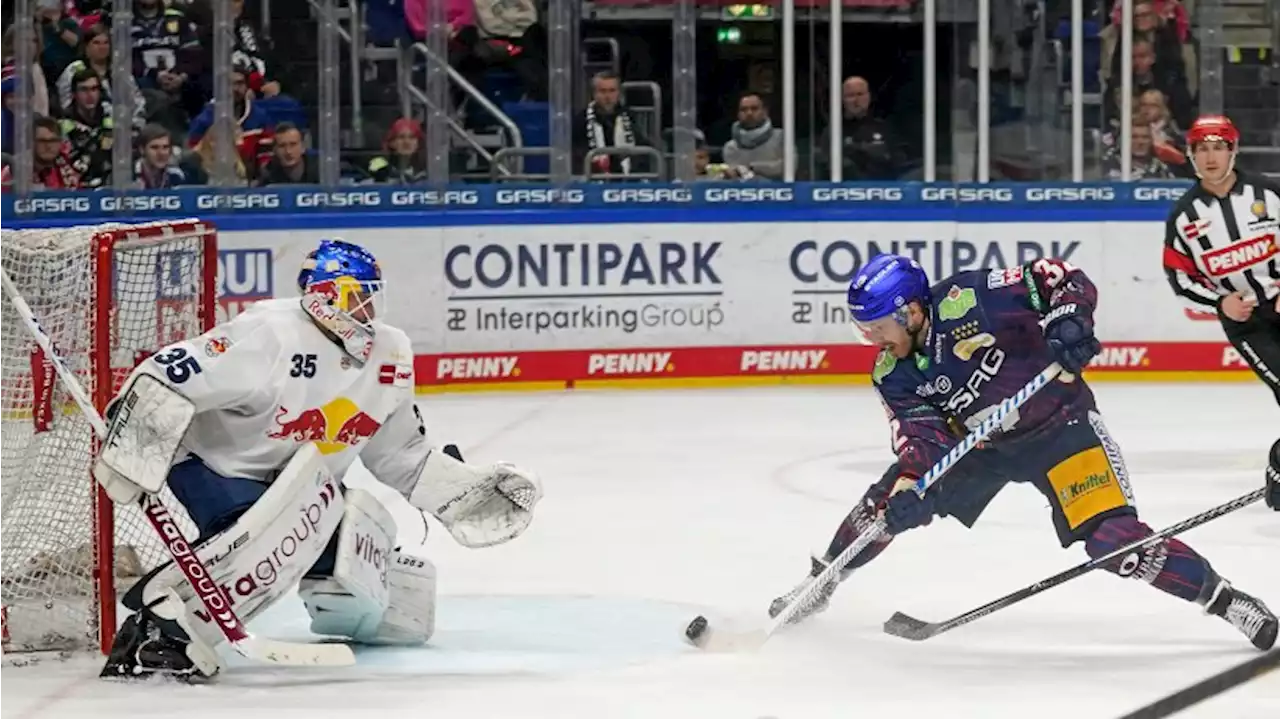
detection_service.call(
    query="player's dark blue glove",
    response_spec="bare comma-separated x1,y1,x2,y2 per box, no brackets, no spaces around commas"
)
1042,303,1101,374
1266,439,1280,511
883,477,937,534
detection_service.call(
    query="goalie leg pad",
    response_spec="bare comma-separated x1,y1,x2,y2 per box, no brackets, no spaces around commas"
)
126,444,345,651
300,488,397,641
94,372,195,505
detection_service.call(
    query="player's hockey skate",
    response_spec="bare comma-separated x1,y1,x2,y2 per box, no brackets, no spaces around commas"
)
100,602,220,682
1204,580,1278,650
768,555,840,625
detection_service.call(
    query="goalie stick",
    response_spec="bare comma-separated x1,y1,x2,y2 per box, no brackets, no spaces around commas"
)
1116,647,1280,719
685,362,1064,652
883,487,1267,642
1,268,355,668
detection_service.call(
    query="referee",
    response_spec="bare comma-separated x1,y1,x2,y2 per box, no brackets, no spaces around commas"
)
1162,115,1280,405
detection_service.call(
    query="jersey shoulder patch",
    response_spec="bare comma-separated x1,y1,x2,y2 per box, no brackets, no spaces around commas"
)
871,350,898,385
986,265,1025,289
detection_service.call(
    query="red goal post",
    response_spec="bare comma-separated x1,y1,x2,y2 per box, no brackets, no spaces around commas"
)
1,219,217,655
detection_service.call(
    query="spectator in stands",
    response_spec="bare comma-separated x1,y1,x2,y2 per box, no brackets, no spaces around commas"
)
32,114,82,189
132,0,206,131
1104,37,1193,128
181,117,247,185
574,71,653,178
817,75,904,180
134,122,189,188
410,0,547,102
37,0,82,86
1103,121,1175,180
1137,87,1190,176
187,63,274,181
57,24,147,130
365,118,428,184
185,0,282,98
721,91,784,181
3,20,51,120
256,122,319,186
1100,1,1196,126
59,66,114,188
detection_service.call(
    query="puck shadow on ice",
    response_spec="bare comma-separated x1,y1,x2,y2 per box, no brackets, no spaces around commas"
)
224,593,704,678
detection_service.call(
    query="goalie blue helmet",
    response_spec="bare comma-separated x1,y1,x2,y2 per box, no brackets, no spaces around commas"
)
846,254,931,324
298,239,385,362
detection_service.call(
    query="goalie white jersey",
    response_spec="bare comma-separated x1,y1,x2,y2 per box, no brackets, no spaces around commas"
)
120,298,428,497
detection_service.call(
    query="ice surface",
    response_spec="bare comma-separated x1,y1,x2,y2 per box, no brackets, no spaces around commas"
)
4,383,1277,719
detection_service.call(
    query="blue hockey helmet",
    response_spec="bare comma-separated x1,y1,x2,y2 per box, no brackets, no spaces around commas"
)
846,254,931,324
297,240,386,359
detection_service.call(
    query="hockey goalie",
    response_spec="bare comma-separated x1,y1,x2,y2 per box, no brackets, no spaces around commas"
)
93,239,542,681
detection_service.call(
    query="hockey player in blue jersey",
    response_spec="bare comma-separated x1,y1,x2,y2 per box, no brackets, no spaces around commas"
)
769,254,1277,650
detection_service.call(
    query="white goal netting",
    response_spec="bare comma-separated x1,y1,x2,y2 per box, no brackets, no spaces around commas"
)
2,220,213,654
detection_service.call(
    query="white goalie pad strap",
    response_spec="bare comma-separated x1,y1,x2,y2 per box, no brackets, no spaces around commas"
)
138,444,345,650
407,448,543,548
94,373,195,504
300,488,397,641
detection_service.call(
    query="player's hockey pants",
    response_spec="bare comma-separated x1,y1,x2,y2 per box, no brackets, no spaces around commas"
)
826,413,1216,603
1220,299,1280,406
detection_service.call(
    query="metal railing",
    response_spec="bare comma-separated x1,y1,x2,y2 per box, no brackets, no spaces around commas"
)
583,147,666,181
406,42,524,175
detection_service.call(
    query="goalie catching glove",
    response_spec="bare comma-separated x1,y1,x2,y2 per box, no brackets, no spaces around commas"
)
408,444,542,548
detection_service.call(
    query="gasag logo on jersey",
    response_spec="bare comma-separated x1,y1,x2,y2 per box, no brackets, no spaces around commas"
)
740,349,828,372
1202,234,1277,276
436,355,520,380
587,351,673,375
944,347,1006,413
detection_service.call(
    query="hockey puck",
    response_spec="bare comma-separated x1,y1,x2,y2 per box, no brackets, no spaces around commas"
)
685,615,709,644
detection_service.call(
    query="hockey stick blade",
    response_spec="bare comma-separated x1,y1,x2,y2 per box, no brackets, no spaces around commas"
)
1116,647,1280,719
882,612,935,641
883,487,1266,642
2,268,353,669
687,364,1063,652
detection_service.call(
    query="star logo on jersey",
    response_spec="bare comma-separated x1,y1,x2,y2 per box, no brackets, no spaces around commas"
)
266,397,382,455
937,285,977,321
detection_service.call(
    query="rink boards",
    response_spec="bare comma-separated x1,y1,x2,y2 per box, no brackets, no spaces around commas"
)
5,181,1261,390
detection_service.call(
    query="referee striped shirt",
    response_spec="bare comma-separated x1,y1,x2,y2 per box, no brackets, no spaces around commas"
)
1162,172,1280,307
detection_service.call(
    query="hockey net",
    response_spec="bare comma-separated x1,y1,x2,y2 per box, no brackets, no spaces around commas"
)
1,219,216,656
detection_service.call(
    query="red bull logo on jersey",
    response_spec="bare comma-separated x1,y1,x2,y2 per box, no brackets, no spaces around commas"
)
267,397,382,455
1202,234,1277,276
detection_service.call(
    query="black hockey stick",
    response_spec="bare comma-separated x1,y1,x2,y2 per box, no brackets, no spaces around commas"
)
1115,648,1280,719
883,487,1266,641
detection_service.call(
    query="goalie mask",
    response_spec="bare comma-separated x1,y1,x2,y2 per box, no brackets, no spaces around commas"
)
298,239,385,363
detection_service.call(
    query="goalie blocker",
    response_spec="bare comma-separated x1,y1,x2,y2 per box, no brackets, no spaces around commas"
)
96,377,541,681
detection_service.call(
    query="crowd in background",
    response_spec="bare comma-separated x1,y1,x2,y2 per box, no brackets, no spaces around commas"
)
0,0,1205,191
